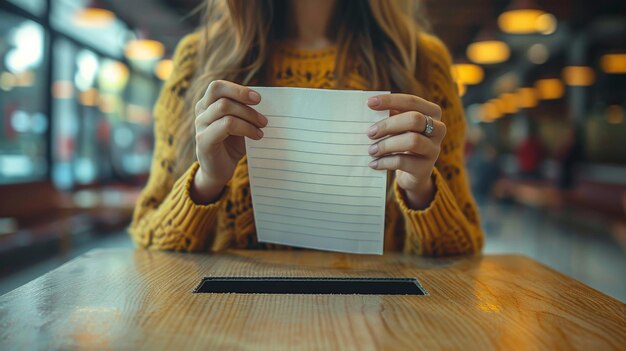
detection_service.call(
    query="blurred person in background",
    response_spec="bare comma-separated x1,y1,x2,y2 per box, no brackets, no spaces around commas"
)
129,0,484,256
516,122,544,180
556,126,583,191
469,143,500,205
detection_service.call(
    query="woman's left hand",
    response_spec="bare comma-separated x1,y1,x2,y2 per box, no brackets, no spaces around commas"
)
366,93,446,210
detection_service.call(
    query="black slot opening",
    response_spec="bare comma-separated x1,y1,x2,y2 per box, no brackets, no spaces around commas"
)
193,277,427,295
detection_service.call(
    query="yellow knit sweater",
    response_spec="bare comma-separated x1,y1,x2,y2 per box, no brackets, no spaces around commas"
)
129,32,484,256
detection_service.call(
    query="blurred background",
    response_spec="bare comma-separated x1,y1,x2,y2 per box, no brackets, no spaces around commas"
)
0,0,624,301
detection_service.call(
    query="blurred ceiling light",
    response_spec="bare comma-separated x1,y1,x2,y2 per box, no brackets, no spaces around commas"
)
483,101,501,121
606,105,624,125
527,43,549,64
467,40,510,64
562,66,595,86
600,53,626,74
516,87,538,108
155,59,173,80
76,50,99,91
124,39,165,61
536,13,557,35
498,0,557,35
6,22,44,74
0,72,16,91
52,81,74,99
490,98,507,116
501,93,519,114
476,107,489,123
98,60,129,92
457,81,467,97
452,63,484,85
534,78,564,100
73,7,115,28
79,88,99,106
98,94,119,114
499,9,544,34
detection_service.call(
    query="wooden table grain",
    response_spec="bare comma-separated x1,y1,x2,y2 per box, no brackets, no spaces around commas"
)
0,249,624,350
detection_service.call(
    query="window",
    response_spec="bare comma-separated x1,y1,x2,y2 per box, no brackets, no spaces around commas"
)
2,1,161,188
0,11,48,184
51,38,159,188
111,70,158,177
52,39,121,188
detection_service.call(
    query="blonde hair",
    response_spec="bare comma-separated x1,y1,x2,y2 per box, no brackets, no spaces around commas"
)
177,0,431,174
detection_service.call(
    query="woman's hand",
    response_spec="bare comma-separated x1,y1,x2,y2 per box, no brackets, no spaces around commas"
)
191,80,267,204
366,94,446,210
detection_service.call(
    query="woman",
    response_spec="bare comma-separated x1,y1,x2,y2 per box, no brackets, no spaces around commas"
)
130,0,483,256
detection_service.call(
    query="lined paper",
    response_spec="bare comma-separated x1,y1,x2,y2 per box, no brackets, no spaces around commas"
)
245,87,389,254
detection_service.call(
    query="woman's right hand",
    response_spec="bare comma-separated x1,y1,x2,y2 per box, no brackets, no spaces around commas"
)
190,80,267,204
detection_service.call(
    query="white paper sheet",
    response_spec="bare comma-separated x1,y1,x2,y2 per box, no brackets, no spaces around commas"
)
245,87,389,254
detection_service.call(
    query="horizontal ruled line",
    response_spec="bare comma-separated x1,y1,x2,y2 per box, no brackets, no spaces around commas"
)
266,114,373,123
252,166,384,178
255,203,384,217
258,219,379,234
254,185,382,198
256,210,381,225
252,156,371,168
257,227,381,242
255,194,381,208
265,126,365,134
250,146,362,156
262,136,371,146
251,176,380,189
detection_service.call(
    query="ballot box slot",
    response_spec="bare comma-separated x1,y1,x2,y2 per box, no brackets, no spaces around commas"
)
193,277,427,295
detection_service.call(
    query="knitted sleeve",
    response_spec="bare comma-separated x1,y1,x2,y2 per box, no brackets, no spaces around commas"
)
393,34,484,256
128,33,229,251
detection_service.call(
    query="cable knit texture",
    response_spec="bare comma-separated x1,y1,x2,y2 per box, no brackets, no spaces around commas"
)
129,32,484,256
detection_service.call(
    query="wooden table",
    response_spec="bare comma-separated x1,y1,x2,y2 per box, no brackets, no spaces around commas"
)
0,249,624,350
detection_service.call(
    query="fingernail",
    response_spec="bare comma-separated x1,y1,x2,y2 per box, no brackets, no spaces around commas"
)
368,144,378,155
367,97,381,107
249,91,261,103
256,128,264,138
369,160,378,169
258,114,268,126
368,125,378,137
